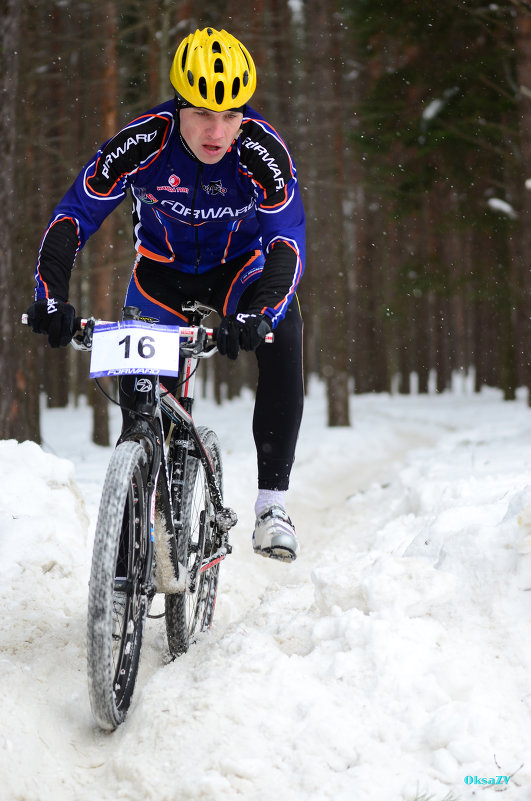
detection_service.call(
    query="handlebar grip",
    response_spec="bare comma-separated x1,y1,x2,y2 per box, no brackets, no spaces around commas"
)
21,312,85,334
211,326,274,344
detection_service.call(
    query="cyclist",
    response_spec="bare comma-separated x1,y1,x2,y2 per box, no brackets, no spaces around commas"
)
26,27,305,562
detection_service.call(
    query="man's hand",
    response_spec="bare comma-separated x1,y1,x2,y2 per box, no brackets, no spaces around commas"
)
217,312,272,360
26,298,76,348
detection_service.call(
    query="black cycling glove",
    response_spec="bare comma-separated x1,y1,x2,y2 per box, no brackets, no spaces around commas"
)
26,298,76,348
217,313,271,360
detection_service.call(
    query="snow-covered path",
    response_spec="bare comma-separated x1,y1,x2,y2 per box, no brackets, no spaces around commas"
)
2,383,531,800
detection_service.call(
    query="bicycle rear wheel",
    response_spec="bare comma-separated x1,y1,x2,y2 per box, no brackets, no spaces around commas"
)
87,440,152,730
165,427,223,657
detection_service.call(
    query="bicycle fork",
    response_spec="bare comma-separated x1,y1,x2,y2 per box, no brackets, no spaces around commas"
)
118,376,183,595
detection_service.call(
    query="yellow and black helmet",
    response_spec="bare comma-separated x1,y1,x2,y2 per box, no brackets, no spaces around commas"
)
170,28,257,111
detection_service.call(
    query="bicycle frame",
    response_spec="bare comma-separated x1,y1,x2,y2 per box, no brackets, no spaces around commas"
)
156,349,236,591
89,308,237,595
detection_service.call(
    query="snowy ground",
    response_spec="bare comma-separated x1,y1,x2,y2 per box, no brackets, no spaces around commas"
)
1,379,531,801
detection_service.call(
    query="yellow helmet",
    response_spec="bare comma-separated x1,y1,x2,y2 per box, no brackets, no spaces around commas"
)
170,28,257,112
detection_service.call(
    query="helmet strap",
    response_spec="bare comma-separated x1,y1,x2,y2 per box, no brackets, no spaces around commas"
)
174,92,192,111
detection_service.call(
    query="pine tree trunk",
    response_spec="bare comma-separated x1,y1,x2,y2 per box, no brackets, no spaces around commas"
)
305,2,352,424
89,2,120,447
0,1,40,442
513,12,531,405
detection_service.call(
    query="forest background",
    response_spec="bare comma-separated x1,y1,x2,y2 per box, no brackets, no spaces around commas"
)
2,0,531,445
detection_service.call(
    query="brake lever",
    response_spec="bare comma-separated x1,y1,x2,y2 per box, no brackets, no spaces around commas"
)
180,325,209,358
71,316,96,351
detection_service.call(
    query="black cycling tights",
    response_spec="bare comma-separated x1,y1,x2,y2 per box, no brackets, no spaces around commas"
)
252,300,303,490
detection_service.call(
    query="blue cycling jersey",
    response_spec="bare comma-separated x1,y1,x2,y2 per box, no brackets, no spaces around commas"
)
34,100,305,328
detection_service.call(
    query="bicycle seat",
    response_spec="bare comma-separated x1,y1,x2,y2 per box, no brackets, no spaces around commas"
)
181,301,216,322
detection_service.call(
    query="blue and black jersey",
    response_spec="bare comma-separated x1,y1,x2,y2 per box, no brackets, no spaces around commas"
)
34,100,305,328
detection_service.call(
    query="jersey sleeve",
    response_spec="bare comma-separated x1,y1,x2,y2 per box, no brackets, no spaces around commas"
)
33,109,174,300
239,116,305,328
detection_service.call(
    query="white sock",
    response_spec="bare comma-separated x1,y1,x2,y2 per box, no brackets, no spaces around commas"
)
255,489,286,517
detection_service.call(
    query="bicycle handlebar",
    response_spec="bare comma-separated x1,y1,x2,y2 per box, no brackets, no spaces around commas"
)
20,314,215,337
20,314,274,350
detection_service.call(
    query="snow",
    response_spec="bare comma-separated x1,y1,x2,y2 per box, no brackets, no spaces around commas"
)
421,87,459,123
2,380,531,800
422,98,445,121
487,197,518,219
287,0,304,23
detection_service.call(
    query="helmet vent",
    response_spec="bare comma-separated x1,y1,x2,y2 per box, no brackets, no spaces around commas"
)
212,40,222,54
187,70,194,86
199,76,208,100
214,58,224,74
232,77,240,99
215,81,225,105
181,44,189,72
242,70,249,87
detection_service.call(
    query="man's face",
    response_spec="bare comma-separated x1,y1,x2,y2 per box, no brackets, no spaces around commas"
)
179,107,243,164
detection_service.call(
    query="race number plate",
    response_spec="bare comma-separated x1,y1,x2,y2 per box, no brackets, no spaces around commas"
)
89,321,181,378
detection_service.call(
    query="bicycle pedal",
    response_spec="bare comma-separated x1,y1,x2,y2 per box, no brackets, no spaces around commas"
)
216,507,238,531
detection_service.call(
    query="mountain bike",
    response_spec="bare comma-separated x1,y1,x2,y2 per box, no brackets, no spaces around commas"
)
24,303,270,729
80,303,247,730
23,302,251,730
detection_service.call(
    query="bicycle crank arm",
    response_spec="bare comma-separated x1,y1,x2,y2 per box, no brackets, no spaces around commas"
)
200,545,232,573
187,544,231,593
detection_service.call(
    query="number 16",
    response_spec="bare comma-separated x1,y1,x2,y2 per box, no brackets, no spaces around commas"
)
118,334,156,359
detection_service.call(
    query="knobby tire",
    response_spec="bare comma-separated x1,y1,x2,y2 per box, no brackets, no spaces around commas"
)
87,440,151,730
165,427,223,657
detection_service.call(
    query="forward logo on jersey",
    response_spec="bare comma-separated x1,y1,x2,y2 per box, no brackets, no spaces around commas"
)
100,130,158,179
241,136,286,191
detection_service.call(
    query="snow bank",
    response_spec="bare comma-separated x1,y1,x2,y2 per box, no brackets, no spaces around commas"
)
0,439,91,801
2,387,531,800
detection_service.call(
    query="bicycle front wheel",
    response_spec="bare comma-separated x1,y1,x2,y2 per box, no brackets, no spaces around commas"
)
87,440,152,730
165,427,223,658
